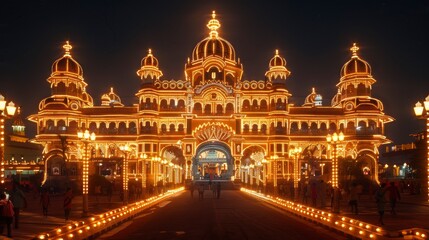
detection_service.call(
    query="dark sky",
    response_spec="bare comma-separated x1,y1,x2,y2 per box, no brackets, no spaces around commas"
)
1,0,428,145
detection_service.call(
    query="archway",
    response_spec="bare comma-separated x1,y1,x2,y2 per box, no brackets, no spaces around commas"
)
192,142,234,180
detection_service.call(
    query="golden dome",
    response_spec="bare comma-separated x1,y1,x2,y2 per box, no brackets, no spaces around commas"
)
51,41,83,78
141,49,159,67
340,43,371,79
191,11,236,62
269,49,287,67
101,87,123,107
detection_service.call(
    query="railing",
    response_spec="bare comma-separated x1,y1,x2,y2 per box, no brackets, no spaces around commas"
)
34,187,185,240
240,188,428,240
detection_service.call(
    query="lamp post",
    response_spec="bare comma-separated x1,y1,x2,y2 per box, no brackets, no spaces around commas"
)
77,129,96,217
0,94,16,186
320,163,325,176
119,144,130,205
414,95,429,202
326,131,344,213
290,146,302,201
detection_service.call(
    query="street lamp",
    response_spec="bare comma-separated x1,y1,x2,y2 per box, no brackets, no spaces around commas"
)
414,95,429,202
119,144,131,205
326,131,344,213
320,163,326,175
289,147,302,201
0,94,16,185
77,129,96,217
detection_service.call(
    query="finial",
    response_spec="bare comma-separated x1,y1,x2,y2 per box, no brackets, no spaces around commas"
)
63,41,72,57
275,49,279,55
350,43,359,57
207,10,221,38
312,87,316,93
110,87,114,93
148,48,152,55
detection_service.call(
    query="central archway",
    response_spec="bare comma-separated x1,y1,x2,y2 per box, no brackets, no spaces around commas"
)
192,141,234,180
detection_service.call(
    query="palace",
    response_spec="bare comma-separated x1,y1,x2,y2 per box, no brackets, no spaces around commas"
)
28,11,393,193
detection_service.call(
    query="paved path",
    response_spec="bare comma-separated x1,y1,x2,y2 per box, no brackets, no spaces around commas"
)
99,190,347,240
1,188,428,239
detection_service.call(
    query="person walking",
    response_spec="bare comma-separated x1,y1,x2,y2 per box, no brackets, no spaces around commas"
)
9,182,27,229
198,183,205,200
0,192,14,238
189,182,195,198
386,182,401,215
375,183,387,225
348,182,359,214
63,187,73,221
216,182,221,199
40,188,50,217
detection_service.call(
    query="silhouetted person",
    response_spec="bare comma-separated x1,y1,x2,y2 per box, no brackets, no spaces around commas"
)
63,187,73,221
375,183,386,225
189,182,195,198
9,182,27,229
386,182,401,215
216,182,221,199
198,183,205,200
0,192,14,237
40,188,50,217
349,182,359,214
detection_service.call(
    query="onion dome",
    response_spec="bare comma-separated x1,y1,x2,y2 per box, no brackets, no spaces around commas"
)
137,49,163,80
340,43,371,79
101,87,124,107
191,11,236,62
265,49,291,81
303,88,322,107
51,41,83,79
12,107,25,136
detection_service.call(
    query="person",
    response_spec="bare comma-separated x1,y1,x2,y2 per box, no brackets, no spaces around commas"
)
9,182,27,229
311,182,318,207
348,182,359,214
95,185,102,202
198,183,205,200
375,183,387,225
189,182,195,198
212,182,217,198
0,192,15,237
319,180,327,208
63,187,73,221
216,182,221,199
386,181,401,215
40,188,50,217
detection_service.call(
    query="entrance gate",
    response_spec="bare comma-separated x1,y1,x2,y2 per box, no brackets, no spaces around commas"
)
192,142,234,180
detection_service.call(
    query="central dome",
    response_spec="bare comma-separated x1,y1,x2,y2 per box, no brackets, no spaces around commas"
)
191,11,236,62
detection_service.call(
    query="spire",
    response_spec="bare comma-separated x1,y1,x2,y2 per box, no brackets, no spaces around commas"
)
148,48,152,55
63,41,72,57
275,49,279,56
207,11,221,38
350,43,359,58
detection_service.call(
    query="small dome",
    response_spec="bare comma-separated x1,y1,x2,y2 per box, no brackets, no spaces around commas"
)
269,49,287,67
303,88,322,106
51,41,83,78
141,49,159,67
340,43,371,79
191,11,236,62
101,87,123,107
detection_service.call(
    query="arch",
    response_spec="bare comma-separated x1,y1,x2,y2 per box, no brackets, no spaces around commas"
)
99,122,107,134
216,104,223,115
192,141,234,180
108,122,116,134
290,122,298,133
243,124,250,133
194,102,202,114
118,122,127,134
177,99,185,110
204,104,211,114
226,103,234,114
178,123,184,132
57,120,66,132
161,124,167,133
169,123,176,132
242,99,250,110
252,99,258,110
69,120,78,132
260,99,268,110
261,124,267,134
89,122,97,133
129,122,137,134
160,99,168,109
251,124,258,133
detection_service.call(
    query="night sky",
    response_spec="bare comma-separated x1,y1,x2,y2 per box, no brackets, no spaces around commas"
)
1,0,428,145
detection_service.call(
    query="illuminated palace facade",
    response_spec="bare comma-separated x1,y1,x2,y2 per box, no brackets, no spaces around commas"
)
29,12,393,191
